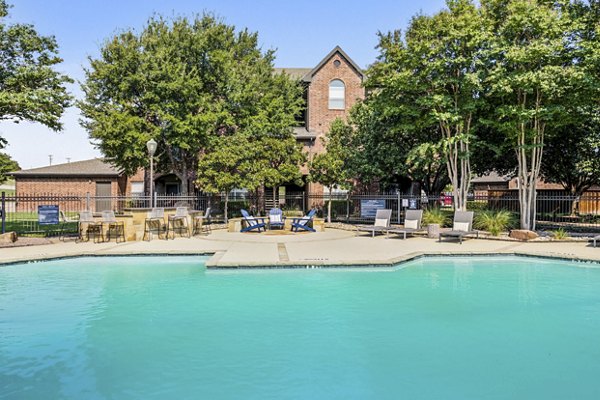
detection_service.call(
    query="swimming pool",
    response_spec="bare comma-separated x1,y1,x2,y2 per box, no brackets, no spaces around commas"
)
1,255,600,399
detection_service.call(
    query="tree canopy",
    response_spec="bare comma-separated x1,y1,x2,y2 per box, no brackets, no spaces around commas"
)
348,0,598,229
80,14,303,196
309,118,353,222
0,0,72,148
0,151,18,183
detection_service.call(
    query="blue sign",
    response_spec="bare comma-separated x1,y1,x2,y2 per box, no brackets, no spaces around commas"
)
360,199,386,218
38,205,59,225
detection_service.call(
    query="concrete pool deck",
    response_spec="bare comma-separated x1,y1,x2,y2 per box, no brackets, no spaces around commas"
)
1,229,599,267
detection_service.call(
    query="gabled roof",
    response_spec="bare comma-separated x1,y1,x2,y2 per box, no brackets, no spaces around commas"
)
274,46,364,83
273,67,312,80
303,45,364,82
11,158,122,178
471,172,512,183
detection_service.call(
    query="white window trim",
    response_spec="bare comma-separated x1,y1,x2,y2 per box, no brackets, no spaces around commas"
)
329,79,345,110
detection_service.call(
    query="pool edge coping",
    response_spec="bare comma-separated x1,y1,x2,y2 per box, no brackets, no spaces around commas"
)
2,249,599,269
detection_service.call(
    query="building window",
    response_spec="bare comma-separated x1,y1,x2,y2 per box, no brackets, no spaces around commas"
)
131,181,144,196
329,79,345,110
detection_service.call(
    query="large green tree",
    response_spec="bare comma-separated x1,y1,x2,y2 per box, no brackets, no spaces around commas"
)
541,111,600,215
357,0,485,205
80,14,302,196
0,1,72,148
196,134,262,222
309,118,353,223
483,0,586,230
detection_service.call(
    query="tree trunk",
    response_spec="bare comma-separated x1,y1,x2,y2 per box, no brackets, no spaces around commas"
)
224,191,229,223
176,164,189,197
516,115,544,231
570,196,580,216
442,120,471,211
327,185,333,223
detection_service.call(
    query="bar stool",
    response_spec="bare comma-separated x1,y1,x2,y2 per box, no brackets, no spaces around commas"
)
192,207,212,236
79,210,102,243
167,207,190,239
143,208,166,241
102,210,126,243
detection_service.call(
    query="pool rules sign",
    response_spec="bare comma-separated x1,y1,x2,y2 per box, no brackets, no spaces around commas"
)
38,205,59,225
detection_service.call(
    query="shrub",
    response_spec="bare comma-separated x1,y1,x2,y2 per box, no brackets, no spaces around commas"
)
473,210,515,236
422,208,450,227
551,228,569,240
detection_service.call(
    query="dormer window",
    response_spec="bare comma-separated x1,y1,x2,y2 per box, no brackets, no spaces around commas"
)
328,79,345,110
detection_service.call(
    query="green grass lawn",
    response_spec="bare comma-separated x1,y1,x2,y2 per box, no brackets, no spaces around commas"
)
2,211,79,236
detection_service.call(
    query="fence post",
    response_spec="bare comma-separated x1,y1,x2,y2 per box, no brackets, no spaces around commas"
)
397,192,401,224
86,192,90,211
346,193,350,223
1,191,5,234
302,194,306,213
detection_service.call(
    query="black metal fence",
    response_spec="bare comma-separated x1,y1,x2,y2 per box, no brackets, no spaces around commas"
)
2,190,600,236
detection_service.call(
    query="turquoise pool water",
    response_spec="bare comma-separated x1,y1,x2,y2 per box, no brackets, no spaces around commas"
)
1,256,600,399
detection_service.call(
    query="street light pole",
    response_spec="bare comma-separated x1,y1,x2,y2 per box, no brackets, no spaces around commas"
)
146,139,158,208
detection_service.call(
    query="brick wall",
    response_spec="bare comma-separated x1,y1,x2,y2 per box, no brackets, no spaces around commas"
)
307,52,364,137
303,51,364,195
15,177,121,196
15,177,121,212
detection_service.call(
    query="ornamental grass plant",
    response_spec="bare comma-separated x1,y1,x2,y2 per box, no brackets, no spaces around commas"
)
422,208,450,227
473,210,515,236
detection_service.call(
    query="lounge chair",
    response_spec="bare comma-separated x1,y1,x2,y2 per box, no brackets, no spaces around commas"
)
356,209,392,237
268,208,286,230
438,210,479,244
291,209,317,232
387,209,424,239
241,209,267,232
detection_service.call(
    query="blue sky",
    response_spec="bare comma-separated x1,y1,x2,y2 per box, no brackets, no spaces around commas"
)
4,0,447,169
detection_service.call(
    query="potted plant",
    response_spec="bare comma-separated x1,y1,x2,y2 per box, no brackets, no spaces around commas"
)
422,208,449,238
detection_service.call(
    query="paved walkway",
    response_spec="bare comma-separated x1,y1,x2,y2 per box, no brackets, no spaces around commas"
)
1,229,599,267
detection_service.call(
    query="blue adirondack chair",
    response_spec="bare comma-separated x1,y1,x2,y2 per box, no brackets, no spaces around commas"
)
240,209,267,233
268,208,286,230
290,209,317,232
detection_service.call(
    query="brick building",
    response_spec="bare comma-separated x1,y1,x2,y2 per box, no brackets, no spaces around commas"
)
275,45,365,194
12,46,364,206
11,158,145,211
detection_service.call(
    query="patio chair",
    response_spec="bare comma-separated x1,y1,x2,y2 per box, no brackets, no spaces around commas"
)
102,210,126,243
143,207,166,241
241,209,267,233
59,210,79,241
438,210,479,244
356,209,392,237
167,206,190,239
192,207,212,236
290,209,317,233
79,210,102,243
268,208,286,230
387,209,425,239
